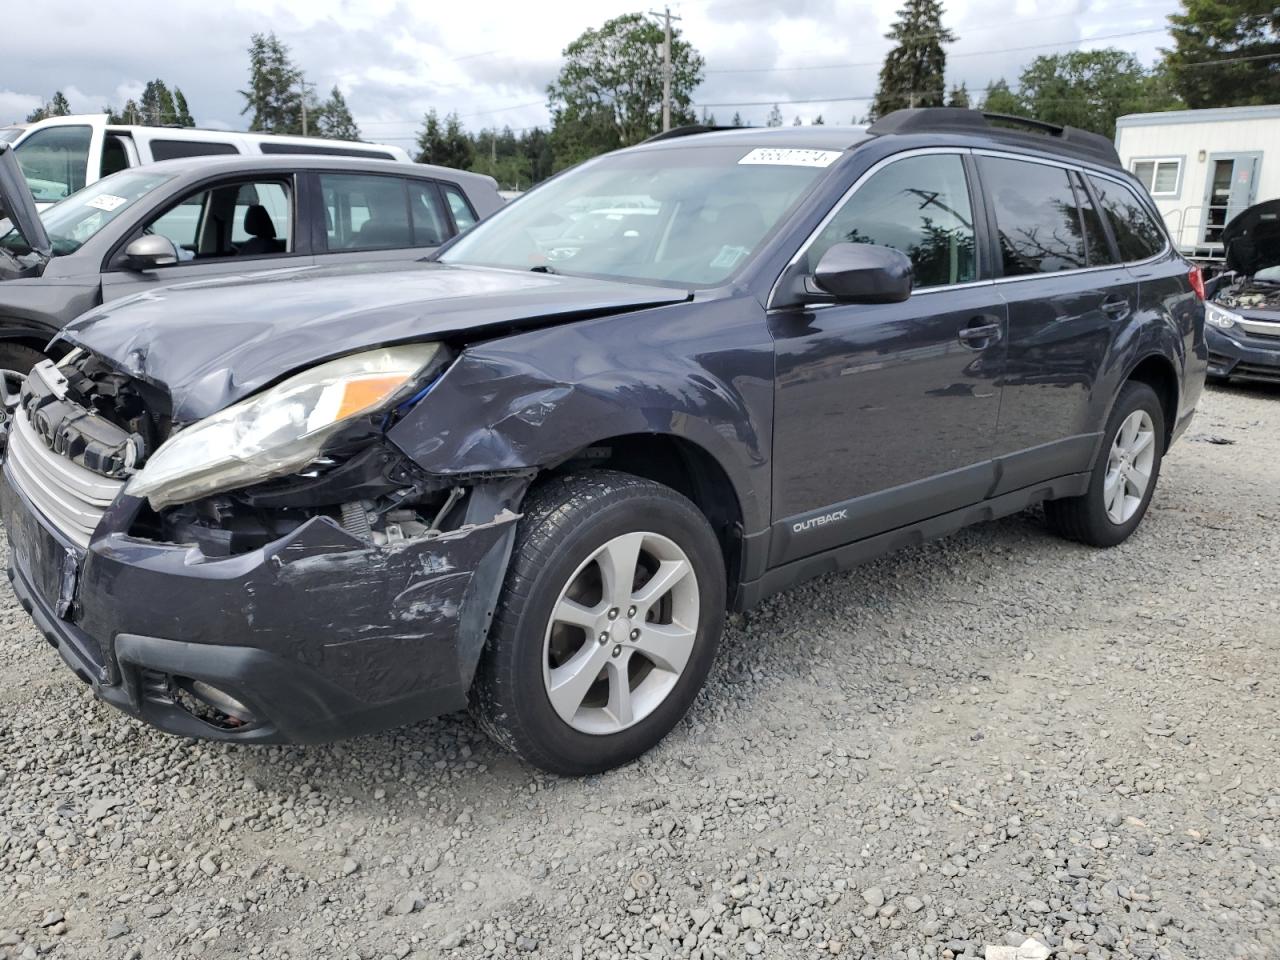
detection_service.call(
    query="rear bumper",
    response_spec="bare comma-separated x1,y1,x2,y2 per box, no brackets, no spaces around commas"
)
2,465,517,744
1206,324,1280,382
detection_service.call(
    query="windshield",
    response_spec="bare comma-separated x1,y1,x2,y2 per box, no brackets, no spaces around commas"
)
439,144,840,286
0,169,172,258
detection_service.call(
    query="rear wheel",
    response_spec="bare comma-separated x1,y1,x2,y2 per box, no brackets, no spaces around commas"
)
471,470,725,775
1045,381,1164,547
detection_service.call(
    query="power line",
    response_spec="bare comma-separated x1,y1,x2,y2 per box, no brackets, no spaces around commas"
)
703,26,1170,75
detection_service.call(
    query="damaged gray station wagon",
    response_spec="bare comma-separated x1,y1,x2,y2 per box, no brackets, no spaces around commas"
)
0,109,1206,775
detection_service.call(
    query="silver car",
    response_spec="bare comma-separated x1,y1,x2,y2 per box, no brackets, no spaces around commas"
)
0,149,503,380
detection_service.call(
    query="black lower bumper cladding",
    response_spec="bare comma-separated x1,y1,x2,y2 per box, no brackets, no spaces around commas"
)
1,468,519,743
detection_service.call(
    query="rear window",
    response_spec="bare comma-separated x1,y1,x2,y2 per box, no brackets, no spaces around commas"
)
149,139,239,161
980,156,1088,276
1087,175,1167,262
260,142,395,160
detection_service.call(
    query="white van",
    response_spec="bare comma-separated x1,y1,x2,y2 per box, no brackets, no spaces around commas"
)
0,114,412,207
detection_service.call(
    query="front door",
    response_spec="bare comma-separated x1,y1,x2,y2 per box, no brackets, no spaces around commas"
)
100,175,312,302
769,151,1005,565
1202,152,1261,245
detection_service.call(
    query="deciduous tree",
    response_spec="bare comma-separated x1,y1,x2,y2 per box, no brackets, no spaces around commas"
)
547,13,704,166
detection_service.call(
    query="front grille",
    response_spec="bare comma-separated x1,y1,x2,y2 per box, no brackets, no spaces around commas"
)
6,405,125,548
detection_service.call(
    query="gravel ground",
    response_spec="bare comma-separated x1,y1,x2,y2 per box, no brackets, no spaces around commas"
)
1,381,1277,960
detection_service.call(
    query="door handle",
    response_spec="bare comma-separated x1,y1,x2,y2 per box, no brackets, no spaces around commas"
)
1101,295,1131,319
957,318,1002,347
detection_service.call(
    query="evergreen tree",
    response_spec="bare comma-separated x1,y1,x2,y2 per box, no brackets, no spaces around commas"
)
26,91,72,122
871,0,956,118
317,86,361,141
414,109,444,164
766,104,783,127
731,111,744,126
813,114,825,124
240,32,304,134
141,79,178,125
793,114,803,125
1163,1,1280,107
946,82,970,108
173,88,195,127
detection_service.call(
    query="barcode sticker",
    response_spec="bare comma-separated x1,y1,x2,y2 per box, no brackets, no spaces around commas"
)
738,148,842,168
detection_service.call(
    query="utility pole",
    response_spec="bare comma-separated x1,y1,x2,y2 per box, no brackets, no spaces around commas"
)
648,6,681,132
299,79,315,136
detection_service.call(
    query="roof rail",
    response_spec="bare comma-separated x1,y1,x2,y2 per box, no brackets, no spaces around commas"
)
866,107,1120,168
641,124,748,143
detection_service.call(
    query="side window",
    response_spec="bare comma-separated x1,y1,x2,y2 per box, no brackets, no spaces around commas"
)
319,174,411,251
979,156,1087,276
1072,171,1118,267
149,140,239,161
442,184,478,232
407,181,450,246
100,135,132,178
810,153,977,288
1087,175,1166,263
14,125,92,203
138,178,292,263
148,193,207,255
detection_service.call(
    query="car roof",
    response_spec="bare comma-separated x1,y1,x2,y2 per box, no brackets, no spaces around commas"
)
633,109,1122,170
127,154,496,189
633,125,873,153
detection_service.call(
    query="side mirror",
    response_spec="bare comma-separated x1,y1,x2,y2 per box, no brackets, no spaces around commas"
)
122,235,179,271
810,242,913,304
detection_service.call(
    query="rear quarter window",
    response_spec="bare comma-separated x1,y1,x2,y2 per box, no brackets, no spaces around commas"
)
149,139,240,161
1087,174,1167,262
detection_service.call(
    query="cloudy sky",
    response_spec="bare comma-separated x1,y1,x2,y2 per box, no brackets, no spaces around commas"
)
3,0,1181,144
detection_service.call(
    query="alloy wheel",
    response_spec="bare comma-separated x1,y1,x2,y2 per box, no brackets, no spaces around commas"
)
1104,409,1156,524
542,530,700,735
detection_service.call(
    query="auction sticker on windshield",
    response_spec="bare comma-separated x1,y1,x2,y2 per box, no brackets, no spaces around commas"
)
738,148,842,167
86,194,129,213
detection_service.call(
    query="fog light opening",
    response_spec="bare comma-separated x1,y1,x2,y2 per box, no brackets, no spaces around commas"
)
173,677,258,730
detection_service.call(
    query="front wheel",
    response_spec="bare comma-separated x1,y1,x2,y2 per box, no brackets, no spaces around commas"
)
1045,381,1165,547
471,471,726,775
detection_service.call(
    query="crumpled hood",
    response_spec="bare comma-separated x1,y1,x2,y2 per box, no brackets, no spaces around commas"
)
57,260,690,422
1222,198,1280,276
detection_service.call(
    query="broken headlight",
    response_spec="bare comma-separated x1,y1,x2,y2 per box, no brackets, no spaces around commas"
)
1205,302,1240,330
126,344,441,510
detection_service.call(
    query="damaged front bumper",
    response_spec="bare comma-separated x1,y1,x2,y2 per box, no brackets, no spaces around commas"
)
1,466,518,743
1206,321,1280,383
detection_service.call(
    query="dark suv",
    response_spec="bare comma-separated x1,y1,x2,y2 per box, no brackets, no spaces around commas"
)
0,109,1206,775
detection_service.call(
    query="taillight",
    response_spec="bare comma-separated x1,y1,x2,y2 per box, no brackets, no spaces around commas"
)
1188,264,1205,300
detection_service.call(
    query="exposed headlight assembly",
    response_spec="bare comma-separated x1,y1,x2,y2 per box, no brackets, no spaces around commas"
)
1205,302,1241,330
127,344,442,510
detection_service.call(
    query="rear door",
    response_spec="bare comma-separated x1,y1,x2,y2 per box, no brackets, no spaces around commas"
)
977,153,1134,491
311,171,454,266
768,150,1007,564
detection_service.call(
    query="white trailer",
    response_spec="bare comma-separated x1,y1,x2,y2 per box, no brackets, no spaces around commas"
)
1115,104,1280,261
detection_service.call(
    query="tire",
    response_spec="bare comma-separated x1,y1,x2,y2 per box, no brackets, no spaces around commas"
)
0,343,47,400
1044,381,1165,548
471,470,726,775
